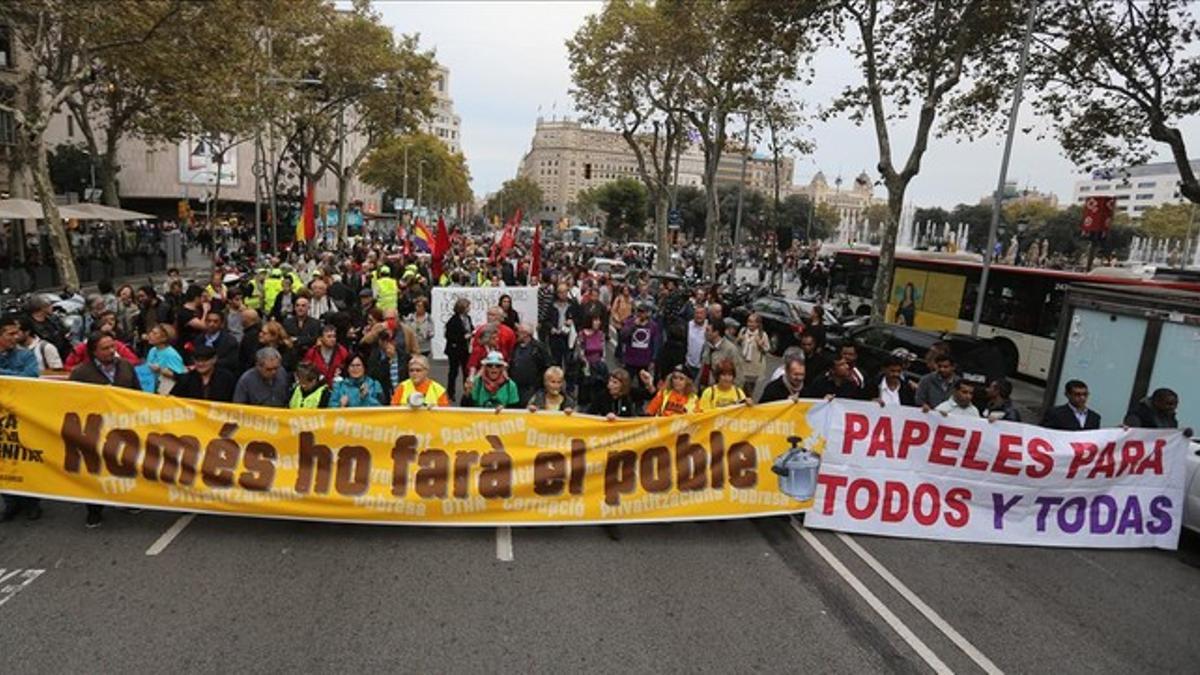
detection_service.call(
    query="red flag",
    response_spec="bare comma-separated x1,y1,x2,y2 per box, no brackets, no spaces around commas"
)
295,182,317,242
432,215,450,280
497,208,521,261
1081,196,1115,238
529,222,542,281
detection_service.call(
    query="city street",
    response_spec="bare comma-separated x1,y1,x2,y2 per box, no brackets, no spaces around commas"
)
2,505,1198,672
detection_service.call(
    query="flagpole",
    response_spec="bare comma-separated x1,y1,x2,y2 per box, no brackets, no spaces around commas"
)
971,0,1037,337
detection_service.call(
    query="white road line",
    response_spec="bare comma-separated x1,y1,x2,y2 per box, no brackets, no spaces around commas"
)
496,526,514,562
789,519,952,675
0,569,44,608
145,514,196,556
836,533,1004,675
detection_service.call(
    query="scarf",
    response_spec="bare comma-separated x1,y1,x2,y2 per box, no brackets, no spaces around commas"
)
481,368,508,393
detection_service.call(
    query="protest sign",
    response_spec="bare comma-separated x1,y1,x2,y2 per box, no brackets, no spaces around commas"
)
0,378,817,526
804,401,1188,549
430,286,538,359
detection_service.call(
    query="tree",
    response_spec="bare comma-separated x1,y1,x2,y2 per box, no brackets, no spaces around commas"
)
1002,200,1060,228
675,186,708,239
1137,202,1195,240
826,0,1026,321
47,143,97,198
0,0,180,289
590,177,650,240
661,0,816,278
569,186,604,225
568,0,689,271
305,1,436,242
360,133,471,213
485,177,544,222
1031,0,1200,204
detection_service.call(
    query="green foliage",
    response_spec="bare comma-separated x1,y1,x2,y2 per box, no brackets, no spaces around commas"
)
485,177,544,222
775,193,835,242
47,143,97,197
1137,202,1195,240
588,177,649,240
1031,0,1200,204
360,133,471,209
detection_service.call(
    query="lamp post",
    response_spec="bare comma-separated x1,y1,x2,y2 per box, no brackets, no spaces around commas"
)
733,112,752,248
971,0,1037,337
416,159,428,220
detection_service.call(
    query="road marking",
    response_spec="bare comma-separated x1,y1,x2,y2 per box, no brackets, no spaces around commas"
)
836,532,1004,675
0,569,44,608
789,519,952,675
496,526,514,562
145,514,196,556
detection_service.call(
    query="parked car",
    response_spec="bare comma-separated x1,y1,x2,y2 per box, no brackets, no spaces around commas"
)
832,324,1017,387
589,257,628,281
729,296,811,355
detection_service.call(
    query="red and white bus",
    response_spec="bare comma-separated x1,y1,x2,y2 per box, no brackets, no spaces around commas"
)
829,247,1200,380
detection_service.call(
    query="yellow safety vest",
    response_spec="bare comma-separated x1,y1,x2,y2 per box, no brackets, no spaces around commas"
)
244,279,264,310
395,378,446,407
289,384,327,409
263,276,283,313
375,277,398,311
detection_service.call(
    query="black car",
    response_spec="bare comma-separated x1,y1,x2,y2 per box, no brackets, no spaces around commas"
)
833,324,1017,386
730,296,812,355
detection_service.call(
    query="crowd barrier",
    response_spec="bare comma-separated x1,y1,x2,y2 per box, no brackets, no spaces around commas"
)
0,378,1187,549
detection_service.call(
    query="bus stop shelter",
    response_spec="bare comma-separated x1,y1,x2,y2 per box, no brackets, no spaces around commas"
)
1044,283,1200,431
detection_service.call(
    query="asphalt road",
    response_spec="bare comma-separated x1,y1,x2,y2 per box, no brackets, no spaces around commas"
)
5,266,1197,672
3,504,1198,673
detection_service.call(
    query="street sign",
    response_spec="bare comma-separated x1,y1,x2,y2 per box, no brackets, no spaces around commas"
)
393,197,402,211
668,207,682,229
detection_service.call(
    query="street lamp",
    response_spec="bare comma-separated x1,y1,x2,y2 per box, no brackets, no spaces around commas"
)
416,159,428,220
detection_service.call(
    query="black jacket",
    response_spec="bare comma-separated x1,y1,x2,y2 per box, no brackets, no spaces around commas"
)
509,339,551,399
805,374,867,400
172,368,236,402
759,376,804,404
196,330,240,375
1123,399,1177,429
1041,404,1101,431
866,376,917,406
587,391,640,418
444,313,473,357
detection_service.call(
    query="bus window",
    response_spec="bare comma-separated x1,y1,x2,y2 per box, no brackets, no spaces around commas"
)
959,272,1045,335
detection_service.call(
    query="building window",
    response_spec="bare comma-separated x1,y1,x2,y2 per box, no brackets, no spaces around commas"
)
0,25,11,69
1136,193,1154,200
1078,186,1090,192
1116,194,1129,201
67,114,75,138
1137,181,1155,188
145,150,156,173
1133,205,1148,212
1094,184,1110,190
0,84,14,146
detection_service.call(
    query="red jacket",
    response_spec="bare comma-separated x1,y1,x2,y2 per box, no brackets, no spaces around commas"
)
64,339,140,370
303,343,350,386
467,323,516,373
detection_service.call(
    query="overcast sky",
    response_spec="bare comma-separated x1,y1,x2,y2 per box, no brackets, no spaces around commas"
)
374,1,1198,210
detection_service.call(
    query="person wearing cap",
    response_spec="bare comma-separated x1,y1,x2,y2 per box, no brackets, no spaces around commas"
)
641,365,701,417
463,351,520,410
391,355,449,408
373,265,398,312
172,344,236,402
263,268,284,313
244,269,268,312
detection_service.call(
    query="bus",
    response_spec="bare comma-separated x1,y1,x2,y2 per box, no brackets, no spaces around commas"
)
829,248,1200,380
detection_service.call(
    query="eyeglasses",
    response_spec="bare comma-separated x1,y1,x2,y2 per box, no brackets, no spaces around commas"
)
485,364,503,369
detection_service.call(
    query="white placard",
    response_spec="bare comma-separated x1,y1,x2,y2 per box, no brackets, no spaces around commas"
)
805,400,1189,549
430,286,539,360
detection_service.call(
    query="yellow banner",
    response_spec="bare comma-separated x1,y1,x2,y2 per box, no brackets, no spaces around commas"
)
0,378,820,525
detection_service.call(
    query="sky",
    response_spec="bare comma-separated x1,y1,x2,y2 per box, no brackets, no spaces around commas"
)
373,0,1199,210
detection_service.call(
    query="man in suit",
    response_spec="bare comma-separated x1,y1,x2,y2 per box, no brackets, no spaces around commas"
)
1041,379,1102,430
194,310,241,375
69,332,141,528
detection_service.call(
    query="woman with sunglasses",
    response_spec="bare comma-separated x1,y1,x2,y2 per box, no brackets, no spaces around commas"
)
641,365,701,417
462,351,520,411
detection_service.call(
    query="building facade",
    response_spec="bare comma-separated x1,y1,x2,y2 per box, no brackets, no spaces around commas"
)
790,170,883,244
516,118,800,223
1072,160,1197,219
422,64,462,155
980,180,1060,209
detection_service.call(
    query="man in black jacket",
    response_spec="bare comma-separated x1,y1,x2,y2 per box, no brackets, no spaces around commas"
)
195,311,240,375
509,322,551,405
1041,379,1101,430
760,356,806,403
173,345,236,402
1124,388,1191,435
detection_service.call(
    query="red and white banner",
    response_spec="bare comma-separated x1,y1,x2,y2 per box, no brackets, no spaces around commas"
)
805,401,1189,549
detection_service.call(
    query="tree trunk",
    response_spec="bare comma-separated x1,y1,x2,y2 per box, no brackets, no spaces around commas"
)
211,150,225,225
870,184,906,323
655,191,670,272
100,132,121,206
702,154,721,279
337,168,349,246
31,134,80,289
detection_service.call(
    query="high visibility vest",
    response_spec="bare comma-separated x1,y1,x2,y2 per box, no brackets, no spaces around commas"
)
263,276,283,312
375,277,398,311
244,279,264,310
392,378,446,407
289,384,327,409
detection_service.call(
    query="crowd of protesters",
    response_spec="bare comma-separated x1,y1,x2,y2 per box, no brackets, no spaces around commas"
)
0,223,1191,527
